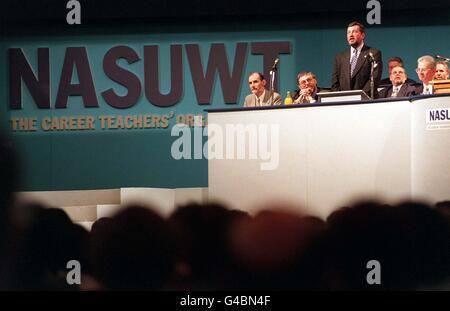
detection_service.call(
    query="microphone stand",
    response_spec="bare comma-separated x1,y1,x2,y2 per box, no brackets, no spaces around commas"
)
269,68,277,105
369,59,376,100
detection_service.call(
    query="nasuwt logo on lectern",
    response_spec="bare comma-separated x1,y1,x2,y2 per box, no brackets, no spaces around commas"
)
426,108,450,130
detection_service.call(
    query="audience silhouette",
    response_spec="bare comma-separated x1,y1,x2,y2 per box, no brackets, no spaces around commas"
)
0,132,449,290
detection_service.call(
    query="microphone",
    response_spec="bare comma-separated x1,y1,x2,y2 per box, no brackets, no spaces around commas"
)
436,55,450,62
365,52,375,60
271,58,280,71
365,52,378,67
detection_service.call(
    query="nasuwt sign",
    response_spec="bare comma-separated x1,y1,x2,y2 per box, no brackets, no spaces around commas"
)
8,41,291,133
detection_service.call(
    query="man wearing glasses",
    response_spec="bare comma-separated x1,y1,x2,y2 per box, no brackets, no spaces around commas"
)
293,71,321,104
379,66,417,98
415,55,436,95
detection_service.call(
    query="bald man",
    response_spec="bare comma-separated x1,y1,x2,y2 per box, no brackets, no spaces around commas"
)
244,72,281,107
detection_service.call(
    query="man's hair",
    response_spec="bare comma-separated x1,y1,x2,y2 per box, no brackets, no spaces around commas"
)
249,72,265,81
297,71,317,82
390,65,406,74
348,21,365,33
436,61,449,71
388,57,404,65
417,55,436,69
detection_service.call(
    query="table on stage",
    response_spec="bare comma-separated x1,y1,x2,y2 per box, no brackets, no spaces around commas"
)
207,95,450,218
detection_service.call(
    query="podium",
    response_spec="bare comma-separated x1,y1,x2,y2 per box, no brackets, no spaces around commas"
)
317,90,370,103
431,79,450,94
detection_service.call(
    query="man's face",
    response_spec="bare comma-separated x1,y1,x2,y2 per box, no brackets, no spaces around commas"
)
298,74,317,94
347,25,365,47
388,61,402,74
434,63,449,80
248,73,266,96
389,66,407,86
416,61,436,84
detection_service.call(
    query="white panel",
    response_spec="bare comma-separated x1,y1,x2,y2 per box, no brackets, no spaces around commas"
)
208,100,414,218
411,96,450,203
97,204,124,218
305,101,411,217
59,205,97,222
208,108,308,215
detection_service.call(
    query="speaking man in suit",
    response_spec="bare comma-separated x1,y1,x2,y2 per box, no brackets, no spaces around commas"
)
244,72,281,107
379,66,417,98
331,21,383,98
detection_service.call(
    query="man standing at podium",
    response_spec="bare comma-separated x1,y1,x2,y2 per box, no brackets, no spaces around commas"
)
244,72,281,107
331,21,383,97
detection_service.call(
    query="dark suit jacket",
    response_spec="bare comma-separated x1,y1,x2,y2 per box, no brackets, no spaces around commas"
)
378,83,418,98
331,45,383,97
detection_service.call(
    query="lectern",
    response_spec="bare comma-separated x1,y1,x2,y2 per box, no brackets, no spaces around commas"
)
431,79,450,94
317,90,370,103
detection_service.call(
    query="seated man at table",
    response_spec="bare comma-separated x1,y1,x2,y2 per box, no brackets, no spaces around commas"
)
415,55,436,95
243,72,281,107
434,61,449,80
379,56,416,86
292,71,322,104
379,66,417,98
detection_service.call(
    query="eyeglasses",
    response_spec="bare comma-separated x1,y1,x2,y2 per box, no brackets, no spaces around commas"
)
299,77,314,85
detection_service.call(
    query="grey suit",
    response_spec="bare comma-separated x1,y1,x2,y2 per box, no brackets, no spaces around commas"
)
331,45,383,97
244,90,281,107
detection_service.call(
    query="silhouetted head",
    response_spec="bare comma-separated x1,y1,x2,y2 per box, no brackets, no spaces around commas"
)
90,205,175,290
230,208,326,290
324,200,450,290
0,132,18,218
169,202,250,289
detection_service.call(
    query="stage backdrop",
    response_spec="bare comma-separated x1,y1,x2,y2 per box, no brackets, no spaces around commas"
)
2,24,450,191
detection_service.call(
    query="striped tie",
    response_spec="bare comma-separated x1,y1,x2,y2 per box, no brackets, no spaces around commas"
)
350,49,358,76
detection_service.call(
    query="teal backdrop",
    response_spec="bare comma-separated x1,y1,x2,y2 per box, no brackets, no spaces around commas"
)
2,24,450,191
